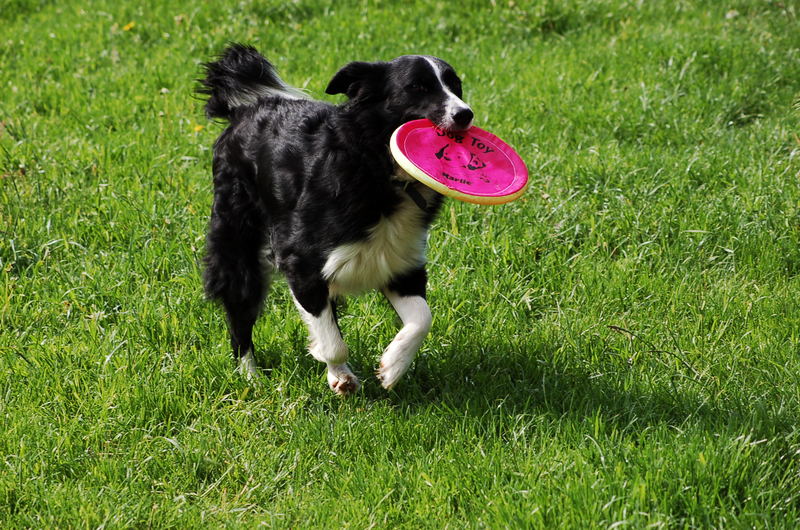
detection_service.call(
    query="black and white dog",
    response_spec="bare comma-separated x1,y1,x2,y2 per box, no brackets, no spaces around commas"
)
199,44,473,394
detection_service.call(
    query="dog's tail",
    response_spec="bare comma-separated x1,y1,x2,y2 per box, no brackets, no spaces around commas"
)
198,43,306,120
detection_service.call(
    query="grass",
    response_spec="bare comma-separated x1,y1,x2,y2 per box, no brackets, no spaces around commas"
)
2,0,800,527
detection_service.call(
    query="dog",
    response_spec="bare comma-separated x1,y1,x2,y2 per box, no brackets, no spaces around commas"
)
198,44,473,394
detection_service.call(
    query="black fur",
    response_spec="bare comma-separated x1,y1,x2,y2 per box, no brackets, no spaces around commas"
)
199,44,471,367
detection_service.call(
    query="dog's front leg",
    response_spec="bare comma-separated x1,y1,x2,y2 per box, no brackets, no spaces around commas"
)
290,280,359,395
378,289,432,390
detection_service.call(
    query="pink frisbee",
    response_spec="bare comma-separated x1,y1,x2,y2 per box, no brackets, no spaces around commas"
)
390,119,528,205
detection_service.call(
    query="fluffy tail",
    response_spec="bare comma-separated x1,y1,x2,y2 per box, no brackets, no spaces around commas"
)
198,43,306,120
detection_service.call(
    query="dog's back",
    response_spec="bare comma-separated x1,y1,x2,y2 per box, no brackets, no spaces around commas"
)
199,45,413,268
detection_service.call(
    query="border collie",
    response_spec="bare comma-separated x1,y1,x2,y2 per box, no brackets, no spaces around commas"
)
199,44,473,394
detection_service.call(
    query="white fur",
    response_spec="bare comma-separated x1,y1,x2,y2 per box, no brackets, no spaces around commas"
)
255,82,308,101
227,75,308,110
291,294,359,394
326,363,359,395
424,57,473,130
292,296,348,364
322,191,430,296
378,291,432,389
237,350,259,379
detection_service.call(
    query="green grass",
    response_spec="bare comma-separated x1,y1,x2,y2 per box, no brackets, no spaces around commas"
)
2,0,800,526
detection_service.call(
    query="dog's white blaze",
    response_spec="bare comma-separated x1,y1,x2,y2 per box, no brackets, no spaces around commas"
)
378,291,432,389
322,193,428,296
291,295,348,364
423,56,472,130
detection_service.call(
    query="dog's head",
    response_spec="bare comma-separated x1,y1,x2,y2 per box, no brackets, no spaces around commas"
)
326,55,473,132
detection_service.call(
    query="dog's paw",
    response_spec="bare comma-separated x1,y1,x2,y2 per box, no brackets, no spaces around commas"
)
376,353,413,390
237,351,259,380
327,363,360,395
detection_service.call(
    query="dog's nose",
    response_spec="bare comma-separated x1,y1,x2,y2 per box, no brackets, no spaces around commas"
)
453,108,474,129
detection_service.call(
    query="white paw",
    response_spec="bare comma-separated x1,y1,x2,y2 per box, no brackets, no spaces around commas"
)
237,351,259,380
327,363,360,395
377,349,414,390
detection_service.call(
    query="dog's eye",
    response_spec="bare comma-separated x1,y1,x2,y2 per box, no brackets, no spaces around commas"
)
407,83,429,94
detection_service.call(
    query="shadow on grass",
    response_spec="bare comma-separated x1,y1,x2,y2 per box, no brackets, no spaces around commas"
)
349,343,797,439
245,325,795,442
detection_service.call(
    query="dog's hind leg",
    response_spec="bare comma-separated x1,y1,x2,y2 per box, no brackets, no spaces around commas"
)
287,274,359,395
204,170,270,379
378,268,432,390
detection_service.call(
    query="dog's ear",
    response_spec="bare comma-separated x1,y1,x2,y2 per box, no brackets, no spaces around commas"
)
325,61,387,99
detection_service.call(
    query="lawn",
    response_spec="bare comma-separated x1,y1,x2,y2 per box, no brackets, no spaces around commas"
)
2,0,800,527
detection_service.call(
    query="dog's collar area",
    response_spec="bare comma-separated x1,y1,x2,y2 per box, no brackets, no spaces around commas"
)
393,180,430,212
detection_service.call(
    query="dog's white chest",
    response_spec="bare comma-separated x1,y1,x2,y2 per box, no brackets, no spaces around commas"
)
322,193,428,295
